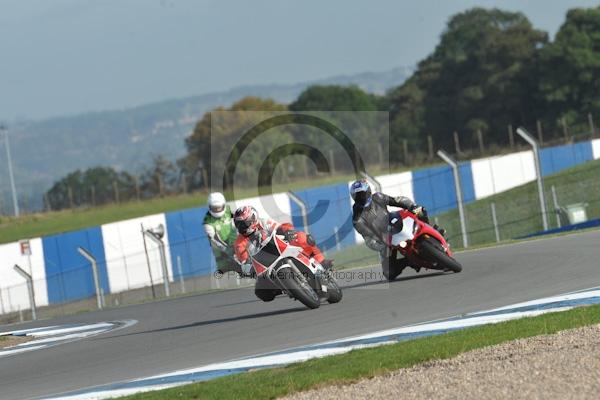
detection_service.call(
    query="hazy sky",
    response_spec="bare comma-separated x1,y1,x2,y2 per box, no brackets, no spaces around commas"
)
0,0,597,121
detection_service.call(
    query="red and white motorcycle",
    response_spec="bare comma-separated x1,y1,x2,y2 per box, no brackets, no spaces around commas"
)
387,209,462,274
247,229,343,309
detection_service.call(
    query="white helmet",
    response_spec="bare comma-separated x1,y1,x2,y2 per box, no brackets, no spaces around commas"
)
207,192,226,218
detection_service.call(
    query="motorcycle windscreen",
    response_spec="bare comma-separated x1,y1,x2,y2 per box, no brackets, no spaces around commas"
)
252,236,281,268
390,217,415,246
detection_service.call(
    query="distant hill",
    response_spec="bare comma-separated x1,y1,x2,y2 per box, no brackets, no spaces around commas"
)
2,66,412,212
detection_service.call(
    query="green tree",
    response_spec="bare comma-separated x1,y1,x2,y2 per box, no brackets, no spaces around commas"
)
141,155,177,197
46,167,134,210
387,8,547,152
180,97,291,190
538,7,600,133
289,85,389,171
385,80,426,163
289,85,379,111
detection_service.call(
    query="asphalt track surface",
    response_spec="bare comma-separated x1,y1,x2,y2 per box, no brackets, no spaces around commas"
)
1,229,600,400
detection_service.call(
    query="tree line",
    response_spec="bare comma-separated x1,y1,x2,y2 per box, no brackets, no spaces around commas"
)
46,6,600,210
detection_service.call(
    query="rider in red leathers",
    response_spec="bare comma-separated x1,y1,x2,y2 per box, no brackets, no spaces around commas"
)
233,205,332,301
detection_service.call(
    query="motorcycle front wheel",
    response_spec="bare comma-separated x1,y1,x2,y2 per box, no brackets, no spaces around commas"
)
322,271,343,303
418,238,463,273
277,263,321,309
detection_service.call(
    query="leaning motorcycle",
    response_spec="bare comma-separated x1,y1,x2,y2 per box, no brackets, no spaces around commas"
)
246,229,342,309
386,209,462,274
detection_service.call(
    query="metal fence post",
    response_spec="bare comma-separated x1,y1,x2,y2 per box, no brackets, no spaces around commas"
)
288,191,309,234
77,247,104,309
427,135,434,160
551,185,561,228
13,264,36,320
334,226,341,252
176,255,185,293
1,125,20,217
454,131,462,154
477,129,485,155
516,127,549,231
141,223,157,299
490,202,500,243
437,150,468,248
143,224,170,297
0,286,4,314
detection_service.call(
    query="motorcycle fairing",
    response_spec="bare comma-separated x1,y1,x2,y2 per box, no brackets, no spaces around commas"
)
390,216,415,246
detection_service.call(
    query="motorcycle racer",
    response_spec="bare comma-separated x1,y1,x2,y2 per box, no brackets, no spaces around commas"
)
350,179,445,281
233,205,333,301
203,192,239,274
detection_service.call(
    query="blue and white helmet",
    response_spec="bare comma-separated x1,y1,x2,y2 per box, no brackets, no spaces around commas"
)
350,179,372,208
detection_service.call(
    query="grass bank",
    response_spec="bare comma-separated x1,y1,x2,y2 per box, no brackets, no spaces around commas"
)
121,303,600,400
436,158,600,249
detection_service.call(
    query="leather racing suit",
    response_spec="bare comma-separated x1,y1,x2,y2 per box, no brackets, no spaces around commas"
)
234,218,327,302
352,192,428,280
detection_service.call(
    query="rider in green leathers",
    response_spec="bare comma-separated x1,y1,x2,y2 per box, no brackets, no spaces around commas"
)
203,192,240,274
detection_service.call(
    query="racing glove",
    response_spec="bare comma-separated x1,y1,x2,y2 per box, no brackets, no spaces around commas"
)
365,237,387,252
283,229,298,243
410,205,429,223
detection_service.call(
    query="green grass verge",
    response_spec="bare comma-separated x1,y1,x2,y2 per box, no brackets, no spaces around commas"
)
436,158,600,249
120,303,600,400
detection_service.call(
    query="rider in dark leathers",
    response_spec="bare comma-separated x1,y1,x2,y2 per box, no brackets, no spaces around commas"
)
350,179,443,281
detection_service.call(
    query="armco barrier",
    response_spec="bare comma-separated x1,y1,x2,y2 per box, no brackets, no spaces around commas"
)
290,183,355,251
101,213,172,293
42,227,109,304
166,207,216,280
0,238,48,312
539,141,594,176
412,162,475,215
1,139,599,314
471,151,536,199
593,139,600,159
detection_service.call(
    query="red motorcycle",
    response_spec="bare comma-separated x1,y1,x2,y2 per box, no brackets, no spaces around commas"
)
248,228,343,309
386,209,462,274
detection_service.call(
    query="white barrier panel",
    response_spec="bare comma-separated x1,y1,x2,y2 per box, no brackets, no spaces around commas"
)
592,139,600,159
471,150,536,199
0,238,48,312
231,192,292,224
102,214,173,293
376,171,414,200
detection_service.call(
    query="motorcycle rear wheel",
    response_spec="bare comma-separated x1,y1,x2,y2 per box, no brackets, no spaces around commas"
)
418,238,463,273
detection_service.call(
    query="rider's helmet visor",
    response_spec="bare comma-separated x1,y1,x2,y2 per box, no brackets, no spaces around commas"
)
235,216,257,235
209,204,225,214
354,191,370,206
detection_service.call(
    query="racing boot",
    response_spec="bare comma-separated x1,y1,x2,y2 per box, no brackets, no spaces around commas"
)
409,265,421,273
